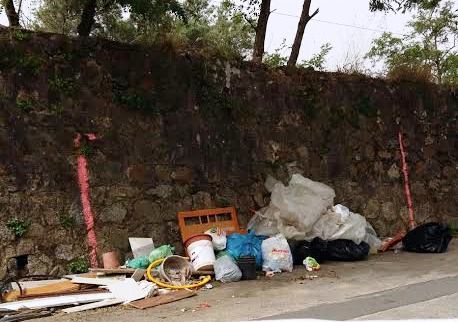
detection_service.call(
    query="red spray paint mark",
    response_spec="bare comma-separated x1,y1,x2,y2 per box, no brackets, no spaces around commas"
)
74,133,99,268
398,131,416,230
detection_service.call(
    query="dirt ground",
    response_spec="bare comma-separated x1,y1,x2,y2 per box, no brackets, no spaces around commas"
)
32,239,456,322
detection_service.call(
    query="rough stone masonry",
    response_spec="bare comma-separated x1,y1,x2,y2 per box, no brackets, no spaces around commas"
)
0,29,456,278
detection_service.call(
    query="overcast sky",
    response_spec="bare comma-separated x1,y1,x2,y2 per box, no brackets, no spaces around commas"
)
0,0,414,71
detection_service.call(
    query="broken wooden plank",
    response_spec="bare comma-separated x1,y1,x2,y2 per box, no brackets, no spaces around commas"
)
17,288,108,300
9,280,63,291
62,299,123,313
0,293,115,311
89,268,136,275
3,280,81,302
0,309,52,322
131,269,146,282
128,291,196,310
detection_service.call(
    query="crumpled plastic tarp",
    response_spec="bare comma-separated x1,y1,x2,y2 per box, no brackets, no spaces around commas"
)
248,174,381,251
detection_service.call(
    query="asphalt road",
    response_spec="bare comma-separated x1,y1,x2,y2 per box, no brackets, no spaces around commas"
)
265,275,458,320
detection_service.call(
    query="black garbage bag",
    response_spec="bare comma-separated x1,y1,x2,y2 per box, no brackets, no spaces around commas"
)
403,222,452,253
290,238,369,263
289,238,328,264
326,239,370,261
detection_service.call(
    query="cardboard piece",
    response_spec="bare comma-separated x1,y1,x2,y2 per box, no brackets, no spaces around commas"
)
129,238,155,258
129,290,196,310
3,280,81,302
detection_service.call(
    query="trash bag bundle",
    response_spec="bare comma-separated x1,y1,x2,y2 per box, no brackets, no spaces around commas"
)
403,222,452,253
261,234,293,272
248,175,381,249
214,255,242,283
226,231,266,268
290,237,370,263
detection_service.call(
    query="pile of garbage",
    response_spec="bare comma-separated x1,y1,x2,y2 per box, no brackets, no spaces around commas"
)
1,174,452,321
248,174,381,263
0,241,209,320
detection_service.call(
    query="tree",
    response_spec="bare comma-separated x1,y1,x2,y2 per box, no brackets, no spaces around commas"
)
2,0,20,27
298,42,332,70
33,0,187,37
369,0,441,12
77,0,97,36
263,40,332,70
366,1,457,85
287,0,319,67
251,0,270,63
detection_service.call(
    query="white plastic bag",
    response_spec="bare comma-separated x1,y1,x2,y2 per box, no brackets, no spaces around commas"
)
247,206,280,237
269,174,336,239
261,234,293,272
311,204,367,244
214,255,242,283
205,227,227,251
363,222,382,254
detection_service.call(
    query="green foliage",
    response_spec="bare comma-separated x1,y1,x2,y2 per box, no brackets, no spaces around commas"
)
32,0,254,59
59,214,75,230
0,46,41,76
48,103,65,115
49,75,75,95
369,0,441,12
68,258,89,274
116,91,151,110
79,142,94,157
6,218,30,237
367,1,457,85
263,39,288,68
10,29,31,41
18,54,42,76
16,95,34,112
299,43,333,71
263,41,332,70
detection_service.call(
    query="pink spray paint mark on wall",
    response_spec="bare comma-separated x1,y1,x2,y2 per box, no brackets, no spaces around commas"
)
74,133,99,268
398,131,416,230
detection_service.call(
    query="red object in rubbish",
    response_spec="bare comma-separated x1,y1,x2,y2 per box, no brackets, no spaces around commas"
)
379,229,406,252
197,302,211,309
398,131,416,230
74,133,99,268
379,132,417,253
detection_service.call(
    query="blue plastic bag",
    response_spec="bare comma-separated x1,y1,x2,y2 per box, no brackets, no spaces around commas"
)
226,231,266,268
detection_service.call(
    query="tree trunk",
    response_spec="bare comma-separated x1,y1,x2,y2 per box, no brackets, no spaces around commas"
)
3,0,20,27
252,0,271,63
77,0,97,37
287,0,319,67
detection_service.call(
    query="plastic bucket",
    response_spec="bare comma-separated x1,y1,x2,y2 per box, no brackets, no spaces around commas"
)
237,256,257,280
159,255,193,283
184,234,216,271
102,251,120,269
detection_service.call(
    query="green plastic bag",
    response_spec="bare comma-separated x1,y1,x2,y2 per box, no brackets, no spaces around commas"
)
148,245,174,262
126,256,150,269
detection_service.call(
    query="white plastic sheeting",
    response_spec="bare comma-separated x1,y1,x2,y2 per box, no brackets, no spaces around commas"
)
248,174,381,251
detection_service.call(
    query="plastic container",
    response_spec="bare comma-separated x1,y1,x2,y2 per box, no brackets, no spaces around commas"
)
102,251,120,269
184,234,216,271
236,256,257,280
159,255,193,283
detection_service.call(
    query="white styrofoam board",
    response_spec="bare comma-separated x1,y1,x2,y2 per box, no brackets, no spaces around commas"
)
0,293,115,311
62,299,123,313
129,237,155,258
